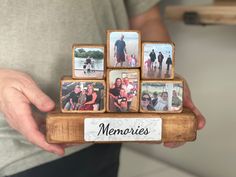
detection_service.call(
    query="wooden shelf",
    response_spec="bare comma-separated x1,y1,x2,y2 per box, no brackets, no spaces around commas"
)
165,2,236,25
46,108,197,144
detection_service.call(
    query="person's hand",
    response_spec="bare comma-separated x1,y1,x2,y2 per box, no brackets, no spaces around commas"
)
0,69,64,155
163,76,206,148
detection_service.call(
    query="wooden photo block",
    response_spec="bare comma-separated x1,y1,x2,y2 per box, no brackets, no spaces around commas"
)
142,42,175,80
107,69,140,113
140,79,183,113
61,76,106,113
72,44,105,79
107,30,141,68
46,109,197,144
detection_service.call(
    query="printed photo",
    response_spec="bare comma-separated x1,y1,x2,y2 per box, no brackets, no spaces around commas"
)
142,42,175,79
107,30,141,68
140,81,183,113
61,80,105,113
72,45,105,79
107,69,140,112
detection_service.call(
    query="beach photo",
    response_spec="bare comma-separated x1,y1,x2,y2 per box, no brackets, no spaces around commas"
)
142,42,175,79
72,44,105,79
107,69,140,112
61,79,105,113
107,30,141,68
140,80,183,113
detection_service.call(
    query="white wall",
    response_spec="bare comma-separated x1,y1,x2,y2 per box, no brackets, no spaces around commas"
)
127,1,236,177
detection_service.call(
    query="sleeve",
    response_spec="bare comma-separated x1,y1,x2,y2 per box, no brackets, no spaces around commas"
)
125,0,161,17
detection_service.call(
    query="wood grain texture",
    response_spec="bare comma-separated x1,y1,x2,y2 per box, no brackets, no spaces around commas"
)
165,4,236,25
46,108,197,144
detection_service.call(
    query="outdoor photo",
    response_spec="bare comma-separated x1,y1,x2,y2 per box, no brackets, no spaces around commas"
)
72,45,105,79
140,81,183,112
142,43,174,79
61,80,105,113
107,31,141,68
107,69,140,112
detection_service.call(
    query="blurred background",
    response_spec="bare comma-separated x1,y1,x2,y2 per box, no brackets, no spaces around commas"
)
119,0,236,177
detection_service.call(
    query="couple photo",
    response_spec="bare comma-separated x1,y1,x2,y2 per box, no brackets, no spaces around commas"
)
61,81,105,112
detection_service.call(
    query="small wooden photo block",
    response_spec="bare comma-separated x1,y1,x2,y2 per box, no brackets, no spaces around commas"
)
72,44,105,79
61,76,106,113
107,69,140,112
142,42,175,79
140,79,183,113
107,30,141,68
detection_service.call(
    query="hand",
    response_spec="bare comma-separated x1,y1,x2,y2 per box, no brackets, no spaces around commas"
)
164,76,206,148
0,69,64,155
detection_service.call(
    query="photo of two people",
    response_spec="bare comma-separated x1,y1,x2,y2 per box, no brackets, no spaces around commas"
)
108,31,140,68
140,82,183,112
61,81,105,112
108,70,140,112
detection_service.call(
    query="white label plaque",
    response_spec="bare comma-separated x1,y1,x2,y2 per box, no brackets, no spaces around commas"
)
84,118,162,142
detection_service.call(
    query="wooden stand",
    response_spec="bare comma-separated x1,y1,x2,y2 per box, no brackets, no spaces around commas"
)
46,108,197,144
165,0,236,25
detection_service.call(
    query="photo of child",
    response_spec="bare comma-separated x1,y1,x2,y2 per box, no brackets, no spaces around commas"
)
142,43,174,79
108,69,140,112
107,31,141,68
73,45,105,79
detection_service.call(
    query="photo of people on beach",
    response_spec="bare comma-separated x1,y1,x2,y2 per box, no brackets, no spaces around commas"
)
73,45,105,79
140,81,183,113
107,31,140,68
61,80,105,113
142,43,174,79
107,69,140,112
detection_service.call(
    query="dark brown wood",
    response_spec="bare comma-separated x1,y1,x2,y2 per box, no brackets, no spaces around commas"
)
46,109,197,144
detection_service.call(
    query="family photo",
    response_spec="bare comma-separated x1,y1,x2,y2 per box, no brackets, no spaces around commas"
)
61,80,105,113
142,43,174,79
107,69,140,112
107,31,140,68
72,45,105,79
140,81,183,112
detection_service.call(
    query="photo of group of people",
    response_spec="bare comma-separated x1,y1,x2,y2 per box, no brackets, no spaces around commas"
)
107,31,140,68
140,81,183,112
61,80,105,112
142,43,174,79
108,69,140,112
73,45,105,79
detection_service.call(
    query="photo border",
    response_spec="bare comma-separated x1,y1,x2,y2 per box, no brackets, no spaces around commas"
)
106,69,140,113
60,76,106,113
72,44,106,79
106,30,141,68
140,79,183,113
141,42,175,80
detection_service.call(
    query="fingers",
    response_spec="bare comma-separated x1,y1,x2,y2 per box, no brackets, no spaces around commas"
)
163,142,185,148
22,81,55,112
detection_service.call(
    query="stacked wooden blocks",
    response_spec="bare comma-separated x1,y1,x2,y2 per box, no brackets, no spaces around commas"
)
46,30,197,144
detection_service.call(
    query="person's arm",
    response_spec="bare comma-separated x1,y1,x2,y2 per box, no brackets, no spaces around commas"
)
0,69,64,155
85,92,97,105
129,4,206,148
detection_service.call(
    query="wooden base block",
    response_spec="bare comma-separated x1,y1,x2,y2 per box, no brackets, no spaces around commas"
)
46,109,197,144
